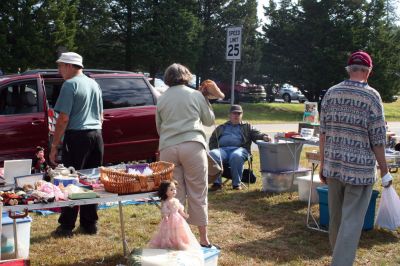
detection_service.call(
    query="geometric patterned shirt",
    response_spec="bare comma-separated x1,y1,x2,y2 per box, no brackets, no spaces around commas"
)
320,80,386,185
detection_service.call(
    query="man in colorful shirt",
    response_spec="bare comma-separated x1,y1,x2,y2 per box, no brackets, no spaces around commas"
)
319,51,393,266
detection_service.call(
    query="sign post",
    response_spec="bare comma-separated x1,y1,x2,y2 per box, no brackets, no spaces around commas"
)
226,26,242,105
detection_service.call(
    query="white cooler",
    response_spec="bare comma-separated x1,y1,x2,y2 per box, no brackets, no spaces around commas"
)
1,213,32,260
128,247,220,266
296,174,324,203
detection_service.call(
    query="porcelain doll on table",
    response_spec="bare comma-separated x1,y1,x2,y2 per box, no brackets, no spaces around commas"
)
32,146,49,174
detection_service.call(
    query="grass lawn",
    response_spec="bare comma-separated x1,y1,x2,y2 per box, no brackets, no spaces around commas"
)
213,100,400,124
28,148,400,265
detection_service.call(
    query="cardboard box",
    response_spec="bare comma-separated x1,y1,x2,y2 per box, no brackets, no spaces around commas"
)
316,186,379,230
298,122,319,136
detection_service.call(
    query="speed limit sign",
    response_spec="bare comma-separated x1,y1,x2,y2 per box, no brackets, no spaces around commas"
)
226,26,242,61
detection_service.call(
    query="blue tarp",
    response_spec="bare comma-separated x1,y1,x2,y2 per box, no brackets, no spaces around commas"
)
31,199,160,216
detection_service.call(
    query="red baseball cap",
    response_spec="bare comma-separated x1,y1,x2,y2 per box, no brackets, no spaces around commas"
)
347,51,372,68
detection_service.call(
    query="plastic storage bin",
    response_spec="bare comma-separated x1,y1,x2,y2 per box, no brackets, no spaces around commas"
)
203,246,220,266
316,186,379,230
296,174,324,203
257,141,303,172
53,176,78,186
1,213,32,259
262,168,311,193
127,247,219,266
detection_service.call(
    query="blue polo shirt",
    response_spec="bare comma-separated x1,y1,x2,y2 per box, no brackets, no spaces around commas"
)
54,74,103,130
219,123,243,147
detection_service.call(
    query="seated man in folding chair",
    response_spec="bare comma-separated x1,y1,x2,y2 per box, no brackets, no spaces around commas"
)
209,104,271,191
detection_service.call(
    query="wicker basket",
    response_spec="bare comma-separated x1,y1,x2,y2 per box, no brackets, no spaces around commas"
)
100,161,174,194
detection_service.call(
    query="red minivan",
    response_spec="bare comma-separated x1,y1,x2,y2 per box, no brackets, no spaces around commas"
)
0,70,159,165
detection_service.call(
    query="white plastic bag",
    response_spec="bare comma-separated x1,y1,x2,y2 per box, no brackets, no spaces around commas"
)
375,186,400,230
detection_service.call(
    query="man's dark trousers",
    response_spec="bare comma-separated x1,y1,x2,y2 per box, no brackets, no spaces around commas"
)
58,129,104,230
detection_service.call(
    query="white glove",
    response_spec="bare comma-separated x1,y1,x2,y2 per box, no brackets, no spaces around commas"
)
382,172,393,187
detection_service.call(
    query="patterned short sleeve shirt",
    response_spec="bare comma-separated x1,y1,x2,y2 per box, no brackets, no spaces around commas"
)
320,80,386,185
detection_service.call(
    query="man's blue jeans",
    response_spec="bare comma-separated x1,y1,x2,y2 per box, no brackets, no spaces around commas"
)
209,147,249,187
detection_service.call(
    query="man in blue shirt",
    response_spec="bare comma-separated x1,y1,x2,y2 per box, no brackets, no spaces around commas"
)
209,105,270,191
49,52,103,237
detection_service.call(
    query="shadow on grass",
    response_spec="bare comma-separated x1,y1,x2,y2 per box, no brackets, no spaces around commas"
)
230,232,331,263
52,253,124,266
359,228,399,248
31,234,56,244
209,189,399,263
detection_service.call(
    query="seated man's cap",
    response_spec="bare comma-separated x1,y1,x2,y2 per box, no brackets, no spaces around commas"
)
347,51,372,68
230,104,243,113
56,52,84,68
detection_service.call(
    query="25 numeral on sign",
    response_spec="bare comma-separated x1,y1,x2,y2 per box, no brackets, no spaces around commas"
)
227,44,240,57
226,26,242,60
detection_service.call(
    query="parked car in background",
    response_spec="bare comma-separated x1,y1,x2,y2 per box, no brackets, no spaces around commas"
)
0,70,159,165
149,77,168,96
278,84,307,103
216,79,266,103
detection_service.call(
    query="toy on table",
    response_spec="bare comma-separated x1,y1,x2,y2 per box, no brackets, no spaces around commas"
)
0,180,68,205
148,180,201,250
32,146,50,180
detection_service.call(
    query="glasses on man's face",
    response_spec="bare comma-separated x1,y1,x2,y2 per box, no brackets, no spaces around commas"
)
231,112,242,115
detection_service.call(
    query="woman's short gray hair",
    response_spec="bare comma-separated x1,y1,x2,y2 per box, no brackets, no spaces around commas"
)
164,63,193,87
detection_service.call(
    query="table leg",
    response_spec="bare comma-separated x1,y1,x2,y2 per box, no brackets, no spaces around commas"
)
118,201,128,257
306,163,318,226
306,163,328,233
285,142,303,195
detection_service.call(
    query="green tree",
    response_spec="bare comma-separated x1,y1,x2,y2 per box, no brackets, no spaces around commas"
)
0,0,78,72
0,0,49,72
363,0,400,101
75,0,117,68
195,0,227,84
134,0,202,79
260,0,400,101
195,0,261,84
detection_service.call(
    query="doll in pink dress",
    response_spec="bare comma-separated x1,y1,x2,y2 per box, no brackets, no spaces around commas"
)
148,180,201,250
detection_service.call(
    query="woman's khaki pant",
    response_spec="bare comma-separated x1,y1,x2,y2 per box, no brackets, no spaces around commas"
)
160,141,208,226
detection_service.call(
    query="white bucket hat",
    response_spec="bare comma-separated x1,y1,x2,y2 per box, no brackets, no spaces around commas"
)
56,52,84,68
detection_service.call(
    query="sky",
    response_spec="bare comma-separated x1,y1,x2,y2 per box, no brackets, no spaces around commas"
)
257,0,400,25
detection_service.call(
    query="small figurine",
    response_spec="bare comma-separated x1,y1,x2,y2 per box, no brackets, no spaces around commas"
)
32,146,49,174
148,180,201,250
1,191,22,206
